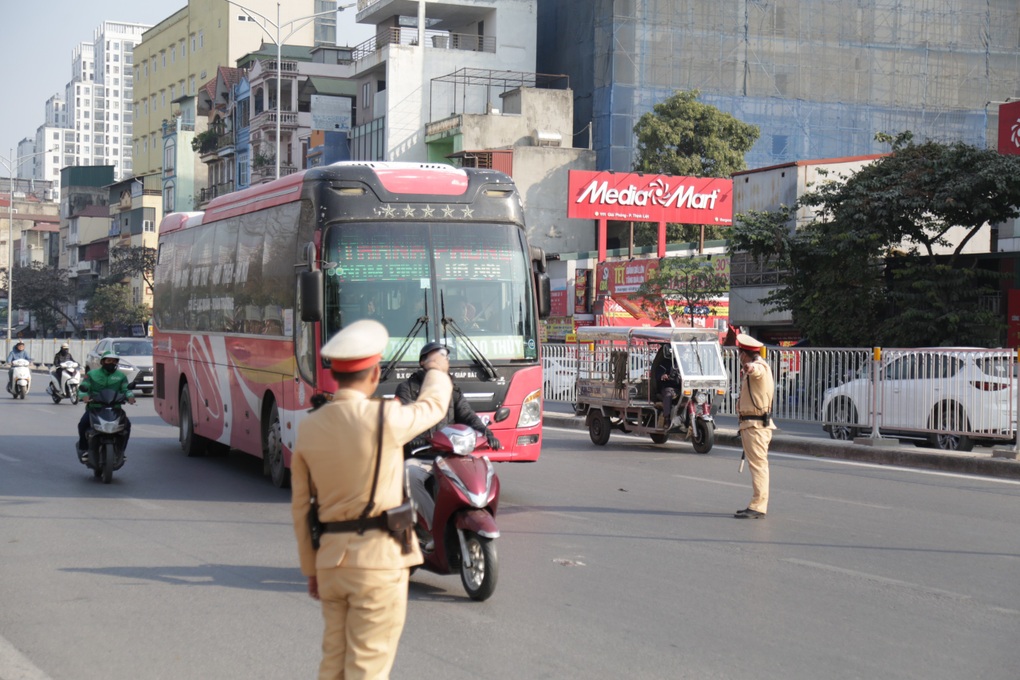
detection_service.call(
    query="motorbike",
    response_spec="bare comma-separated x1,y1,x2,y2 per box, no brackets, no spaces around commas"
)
7,359,32,399
79,388,130,484
47,361,82,404
409,424,501,601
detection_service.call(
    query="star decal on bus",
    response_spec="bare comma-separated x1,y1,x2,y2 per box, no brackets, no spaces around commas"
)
403,205,416,217
442,205,456,218
421,205,435,218
461,206,474,218
380,205,397,218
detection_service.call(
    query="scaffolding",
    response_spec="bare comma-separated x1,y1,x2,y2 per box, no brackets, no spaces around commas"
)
582,0,1020,170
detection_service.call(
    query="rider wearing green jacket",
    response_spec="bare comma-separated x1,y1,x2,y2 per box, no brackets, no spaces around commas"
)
76,351,136,460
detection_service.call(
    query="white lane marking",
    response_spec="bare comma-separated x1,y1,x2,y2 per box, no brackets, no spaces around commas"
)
784,558,971,601
770,452,1020,486
123,498,164,511
672,474,746,489
804,495,895,510
0,453,19,463
543,426,1020,486
0,632,55,680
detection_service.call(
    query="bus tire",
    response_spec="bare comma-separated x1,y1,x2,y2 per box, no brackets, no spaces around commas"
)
263,401,289,489
179,384,208,457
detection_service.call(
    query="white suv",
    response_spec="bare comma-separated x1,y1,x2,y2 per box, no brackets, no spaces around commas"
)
821,349,1016,451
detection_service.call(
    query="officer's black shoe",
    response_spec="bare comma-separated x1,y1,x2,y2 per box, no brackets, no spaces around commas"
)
734,509,765,519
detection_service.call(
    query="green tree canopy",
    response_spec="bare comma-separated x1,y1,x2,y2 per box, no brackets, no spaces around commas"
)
632,90,759,245
4,263,82,336
85,283,151,336
729,133,1020,347
635,257,730,327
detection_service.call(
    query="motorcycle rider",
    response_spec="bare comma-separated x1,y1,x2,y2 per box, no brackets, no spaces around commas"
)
76,351,136,462
653,344,684,430
6,341,34,393
396,341,501,543
51,342,76,383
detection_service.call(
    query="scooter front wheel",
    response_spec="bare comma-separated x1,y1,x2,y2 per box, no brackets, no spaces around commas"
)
692,419,715,454
101,443,115,484
69,391,79,405
459,531,498,601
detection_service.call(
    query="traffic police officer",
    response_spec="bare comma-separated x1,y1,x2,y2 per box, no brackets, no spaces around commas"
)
291,319,452,679
734,333,776,519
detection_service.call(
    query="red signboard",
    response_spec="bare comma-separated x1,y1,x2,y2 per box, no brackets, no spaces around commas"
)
567,170,733,224
998,101,1020,156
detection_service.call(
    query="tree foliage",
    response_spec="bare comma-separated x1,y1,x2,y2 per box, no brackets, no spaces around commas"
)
107,245,157,294
3,263,82,336
635,257,730,327
85,283,150,335
632,90,760,245
729,133,1020,347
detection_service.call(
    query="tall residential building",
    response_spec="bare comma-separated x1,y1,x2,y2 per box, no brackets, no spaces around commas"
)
63,22,150,181
131,0,336,182
537,0,1020,171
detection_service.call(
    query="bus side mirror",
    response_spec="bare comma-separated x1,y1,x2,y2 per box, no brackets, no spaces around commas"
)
299,270,323,322
536,272,551,319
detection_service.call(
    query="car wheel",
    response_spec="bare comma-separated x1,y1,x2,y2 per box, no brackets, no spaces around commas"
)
928,406,974,452
827,398,860,441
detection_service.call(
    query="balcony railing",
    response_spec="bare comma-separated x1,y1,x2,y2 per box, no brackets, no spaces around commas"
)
351,27,496,61
198,181,236,206
250,110,299,130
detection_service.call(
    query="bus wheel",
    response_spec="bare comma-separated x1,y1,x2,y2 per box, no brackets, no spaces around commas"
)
264,402,290,489
179,385,207,457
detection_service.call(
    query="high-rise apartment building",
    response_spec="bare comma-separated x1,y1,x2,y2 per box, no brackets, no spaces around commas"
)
59,22,150,181
131,0,336,181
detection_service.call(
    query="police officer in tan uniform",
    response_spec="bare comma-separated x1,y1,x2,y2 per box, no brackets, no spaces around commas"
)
291,320,452,679
734,333,776,519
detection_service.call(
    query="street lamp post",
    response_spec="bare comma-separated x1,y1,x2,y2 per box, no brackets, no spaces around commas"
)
226,1,356,180
2,146,56,344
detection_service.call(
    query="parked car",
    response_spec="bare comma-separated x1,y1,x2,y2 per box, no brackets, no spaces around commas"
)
85,337,155,396
821,349,1016,451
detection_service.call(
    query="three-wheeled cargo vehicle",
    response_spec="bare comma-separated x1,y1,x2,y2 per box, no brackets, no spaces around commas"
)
574,327,729,452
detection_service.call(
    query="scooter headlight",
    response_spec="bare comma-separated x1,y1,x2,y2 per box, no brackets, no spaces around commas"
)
694,391,709,405
449,430,477,455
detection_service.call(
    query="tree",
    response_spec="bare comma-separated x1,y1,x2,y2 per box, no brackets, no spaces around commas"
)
85,283,150,336
632,90,760,245
3,263,82,336
729,133,1020,346
107,245,157,294
635,257,730,327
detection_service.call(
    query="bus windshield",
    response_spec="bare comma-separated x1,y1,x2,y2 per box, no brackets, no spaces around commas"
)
322,221,538,362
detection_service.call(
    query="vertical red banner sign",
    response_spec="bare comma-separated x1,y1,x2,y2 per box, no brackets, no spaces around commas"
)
998,101,1020,155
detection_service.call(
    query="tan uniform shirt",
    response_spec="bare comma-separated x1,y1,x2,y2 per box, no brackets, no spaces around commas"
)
737,357,776,431
291,369,452,576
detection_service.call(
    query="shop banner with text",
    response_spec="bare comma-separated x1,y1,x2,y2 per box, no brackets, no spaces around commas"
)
567,170,733,224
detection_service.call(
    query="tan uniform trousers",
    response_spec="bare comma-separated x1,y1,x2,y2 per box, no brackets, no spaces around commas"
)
740,426,772,514
317,565,409,680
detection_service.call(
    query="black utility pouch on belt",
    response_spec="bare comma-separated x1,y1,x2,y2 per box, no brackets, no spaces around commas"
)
385,501,415,555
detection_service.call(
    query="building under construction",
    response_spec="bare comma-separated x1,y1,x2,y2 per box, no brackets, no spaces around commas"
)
538,0,1020,170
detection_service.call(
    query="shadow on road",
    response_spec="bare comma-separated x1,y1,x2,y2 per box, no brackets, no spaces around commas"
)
60,564,306,592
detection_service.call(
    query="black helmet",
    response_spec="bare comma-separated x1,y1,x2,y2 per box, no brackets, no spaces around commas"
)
419,341,448,362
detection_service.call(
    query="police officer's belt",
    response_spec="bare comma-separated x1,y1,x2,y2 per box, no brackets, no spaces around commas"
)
739,414,771,422
321,516,389,533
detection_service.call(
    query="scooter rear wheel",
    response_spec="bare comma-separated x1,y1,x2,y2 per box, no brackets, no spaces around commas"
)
459,531,498,601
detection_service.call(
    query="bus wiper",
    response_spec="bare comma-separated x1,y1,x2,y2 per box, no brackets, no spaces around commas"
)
442,317,498,381
380,312,428,382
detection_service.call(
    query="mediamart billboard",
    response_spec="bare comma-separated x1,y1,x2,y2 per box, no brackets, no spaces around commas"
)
567,170,733,225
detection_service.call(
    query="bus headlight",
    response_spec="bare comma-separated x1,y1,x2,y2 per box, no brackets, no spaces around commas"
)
517,389,542,428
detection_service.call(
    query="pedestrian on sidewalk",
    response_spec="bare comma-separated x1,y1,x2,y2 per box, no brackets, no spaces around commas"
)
735,333,776,519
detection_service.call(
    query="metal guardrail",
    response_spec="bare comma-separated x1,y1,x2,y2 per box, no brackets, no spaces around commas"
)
543,343,1019,446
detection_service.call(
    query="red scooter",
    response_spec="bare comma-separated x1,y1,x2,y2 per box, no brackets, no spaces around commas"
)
408,424,500,601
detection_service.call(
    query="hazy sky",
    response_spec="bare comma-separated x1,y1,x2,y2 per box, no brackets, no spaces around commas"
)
0,1,372,171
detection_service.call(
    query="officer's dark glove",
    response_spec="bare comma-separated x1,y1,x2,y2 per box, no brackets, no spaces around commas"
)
484,429,502,451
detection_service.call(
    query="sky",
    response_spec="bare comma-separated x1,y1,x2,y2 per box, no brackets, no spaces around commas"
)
0,1,373,170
